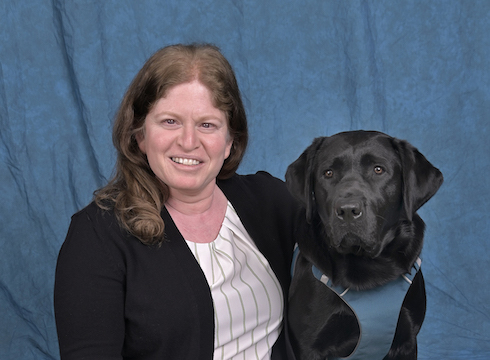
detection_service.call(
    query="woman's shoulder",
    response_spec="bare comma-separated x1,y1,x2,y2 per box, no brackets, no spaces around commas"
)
219,171,298,212
74,198,114,214
66,201,133,252
70,200,116,227
223,171,286,192
56,202,128,277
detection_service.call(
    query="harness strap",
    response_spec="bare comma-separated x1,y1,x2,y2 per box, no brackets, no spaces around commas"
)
290,243,300,278
290,244,421,289
310,256,421,297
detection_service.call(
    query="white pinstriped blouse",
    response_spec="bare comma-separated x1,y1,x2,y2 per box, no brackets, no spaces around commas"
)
185,202,283,360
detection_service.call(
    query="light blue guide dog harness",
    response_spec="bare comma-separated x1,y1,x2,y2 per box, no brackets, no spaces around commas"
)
291,245,421,359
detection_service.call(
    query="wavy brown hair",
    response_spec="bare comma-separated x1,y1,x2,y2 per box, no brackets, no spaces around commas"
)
95,44,248,245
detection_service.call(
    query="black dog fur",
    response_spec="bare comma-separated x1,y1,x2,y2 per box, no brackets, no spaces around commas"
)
286,131,443,360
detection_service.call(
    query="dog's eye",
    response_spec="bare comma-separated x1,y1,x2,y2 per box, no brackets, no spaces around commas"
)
374,166,384,174
324,169,334,178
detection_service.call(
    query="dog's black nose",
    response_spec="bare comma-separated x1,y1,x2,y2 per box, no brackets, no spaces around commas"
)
335,199,363,222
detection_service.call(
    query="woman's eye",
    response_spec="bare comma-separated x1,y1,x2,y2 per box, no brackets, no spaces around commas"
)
163,119,176,125
324,169,334,178
201,122,215,129
374,166,384,174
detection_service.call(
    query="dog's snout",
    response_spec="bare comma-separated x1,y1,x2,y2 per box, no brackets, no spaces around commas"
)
335,199,363,222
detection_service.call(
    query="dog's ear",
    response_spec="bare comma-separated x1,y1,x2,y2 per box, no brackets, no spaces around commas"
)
286,137,326,223
392,138,444,219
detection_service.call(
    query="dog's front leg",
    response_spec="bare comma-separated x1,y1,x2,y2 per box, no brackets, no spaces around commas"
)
383,271,426,360
288,254,359,360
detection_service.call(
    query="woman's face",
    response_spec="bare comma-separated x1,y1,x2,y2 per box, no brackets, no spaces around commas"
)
137,80,233,199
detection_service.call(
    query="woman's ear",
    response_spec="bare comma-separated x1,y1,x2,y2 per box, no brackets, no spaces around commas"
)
135,131,146,154
224,138,233,160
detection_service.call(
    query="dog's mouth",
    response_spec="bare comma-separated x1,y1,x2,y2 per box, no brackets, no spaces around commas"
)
331,233,380,258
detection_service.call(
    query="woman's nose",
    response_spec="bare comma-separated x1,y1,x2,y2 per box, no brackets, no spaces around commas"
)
178,125,199,150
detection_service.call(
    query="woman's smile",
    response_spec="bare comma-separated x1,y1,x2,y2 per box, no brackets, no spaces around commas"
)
171,157,201,166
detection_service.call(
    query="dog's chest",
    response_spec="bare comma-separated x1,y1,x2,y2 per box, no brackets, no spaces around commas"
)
311,258,420,359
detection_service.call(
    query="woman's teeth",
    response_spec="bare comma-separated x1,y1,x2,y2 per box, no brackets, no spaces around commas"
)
172,157,200,165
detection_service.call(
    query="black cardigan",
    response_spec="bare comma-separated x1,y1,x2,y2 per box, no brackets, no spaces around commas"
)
54,172,300,359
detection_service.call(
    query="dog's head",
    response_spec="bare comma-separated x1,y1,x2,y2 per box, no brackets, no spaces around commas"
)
286,130,443,258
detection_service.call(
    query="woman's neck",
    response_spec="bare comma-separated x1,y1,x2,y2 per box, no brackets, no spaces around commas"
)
165,184,229,243
166,183,218,216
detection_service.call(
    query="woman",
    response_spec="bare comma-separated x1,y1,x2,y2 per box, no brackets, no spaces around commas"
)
54,44,300,360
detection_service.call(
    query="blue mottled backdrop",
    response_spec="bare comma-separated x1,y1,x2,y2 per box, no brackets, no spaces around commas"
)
1,1,489,359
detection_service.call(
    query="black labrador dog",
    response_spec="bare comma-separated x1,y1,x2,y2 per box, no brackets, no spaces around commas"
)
286,131,443,360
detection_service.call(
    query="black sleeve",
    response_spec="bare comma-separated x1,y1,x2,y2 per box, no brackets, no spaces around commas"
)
54,208,125,360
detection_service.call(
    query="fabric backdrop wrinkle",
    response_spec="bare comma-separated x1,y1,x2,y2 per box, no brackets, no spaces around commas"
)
1,1,489,359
